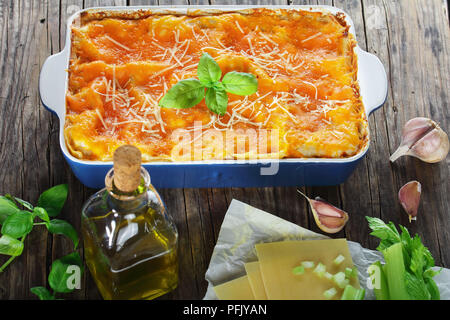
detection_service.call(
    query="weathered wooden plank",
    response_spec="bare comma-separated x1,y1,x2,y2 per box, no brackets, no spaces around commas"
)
159,188,192,299
291,0,332,6
22,0,58,300
207,188,231,240
44,0,90,300
211,0,288,5
361,0,450,267
182,188,217,297
157,0,190,5
0,0,30,299
0,0,11,296
129,0,159,5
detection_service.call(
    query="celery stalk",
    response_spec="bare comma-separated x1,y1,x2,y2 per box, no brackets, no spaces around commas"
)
383,242,410,300
341,285,365,300
372,261,390,300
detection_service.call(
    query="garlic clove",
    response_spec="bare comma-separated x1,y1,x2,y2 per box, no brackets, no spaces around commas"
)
410,128,449,163
390,117,449,163
400,117,435,148
297,190,349,234
398,181,421,222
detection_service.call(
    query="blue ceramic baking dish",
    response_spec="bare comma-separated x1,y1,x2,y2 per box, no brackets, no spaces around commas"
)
39,5,387,189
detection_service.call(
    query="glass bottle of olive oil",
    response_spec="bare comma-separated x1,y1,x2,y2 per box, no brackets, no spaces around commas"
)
81,145,178,300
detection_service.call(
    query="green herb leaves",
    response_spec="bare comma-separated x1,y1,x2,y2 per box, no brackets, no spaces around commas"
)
0,235,24,256
158,79,205,110
0,184,78,273
37,184,68,217
0,185,82,299
159,52,258,116
222,71,258,95
48,252,83,294
198,52,222,85
31,252,84,300
0,196,21,224
30,287,56,300
1,211,34,239
366,217,441,300
205,87,228,116
47,219,79,249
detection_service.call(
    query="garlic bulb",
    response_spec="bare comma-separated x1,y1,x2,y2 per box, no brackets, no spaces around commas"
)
297,190,349,234
398,181,421,222
390,117,449,163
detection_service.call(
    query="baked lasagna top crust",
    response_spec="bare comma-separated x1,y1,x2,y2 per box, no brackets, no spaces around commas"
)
65,8,368,161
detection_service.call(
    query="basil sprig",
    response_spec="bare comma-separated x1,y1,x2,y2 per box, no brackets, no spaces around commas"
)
159,52,258,116
0,184,83,299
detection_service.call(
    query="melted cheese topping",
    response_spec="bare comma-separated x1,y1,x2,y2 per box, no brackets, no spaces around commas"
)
65,8,368,161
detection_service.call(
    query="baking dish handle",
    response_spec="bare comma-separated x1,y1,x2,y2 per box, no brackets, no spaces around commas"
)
357,48,388,116
39,50,68,118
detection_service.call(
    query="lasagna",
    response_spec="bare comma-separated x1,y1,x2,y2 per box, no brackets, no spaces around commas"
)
65,8,368,161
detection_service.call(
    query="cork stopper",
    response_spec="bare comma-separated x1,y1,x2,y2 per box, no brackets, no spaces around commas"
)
113,145,142,193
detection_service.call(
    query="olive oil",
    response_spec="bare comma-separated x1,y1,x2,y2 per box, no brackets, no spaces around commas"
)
81,145,178,300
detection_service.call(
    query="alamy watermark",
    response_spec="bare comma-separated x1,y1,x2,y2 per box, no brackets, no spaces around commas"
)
170,121,280,175
66,265,81,290
367,264,381,290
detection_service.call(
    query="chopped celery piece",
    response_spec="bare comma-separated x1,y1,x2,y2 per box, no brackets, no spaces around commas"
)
301,261,315,269
292,265,305,275
333,254,345,266
324,272,333,280
345,268,353,278
323,287,337,300
341,285,365,300
332,272,349,289
313,262,326,278
345,266,358,279
383,242,410,300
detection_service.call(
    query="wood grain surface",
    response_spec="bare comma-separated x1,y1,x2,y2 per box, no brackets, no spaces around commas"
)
0,0,448,300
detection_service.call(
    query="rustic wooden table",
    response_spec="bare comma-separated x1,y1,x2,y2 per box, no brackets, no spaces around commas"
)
0,0,448,300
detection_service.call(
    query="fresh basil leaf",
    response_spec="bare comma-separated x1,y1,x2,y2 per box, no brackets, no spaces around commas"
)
49,252,83,293
212,81,225,91
30,287,55,300
12,196,34,211
222,71,258,96
33,207,50,223
205,88,228,116
159,79,205,109
1,211,34,239
37,184,68,217
0,196,20,224
0,234,24,256
46,219,79,249
197,52,222,86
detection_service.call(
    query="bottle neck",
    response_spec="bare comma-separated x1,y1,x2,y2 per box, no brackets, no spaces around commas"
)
105,167,151,210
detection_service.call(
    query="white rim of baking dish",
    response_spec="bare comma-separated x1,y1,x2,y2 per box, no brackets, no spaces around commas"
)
39,5,388,166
